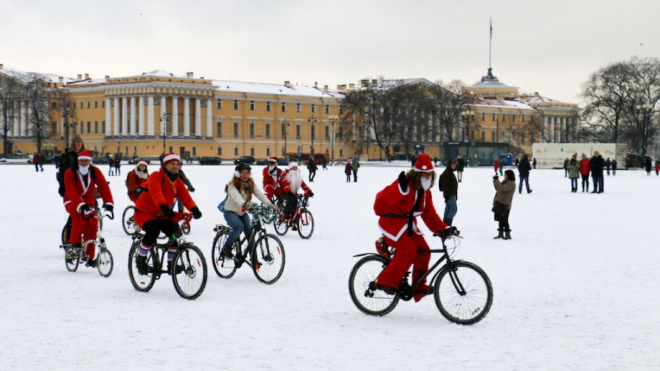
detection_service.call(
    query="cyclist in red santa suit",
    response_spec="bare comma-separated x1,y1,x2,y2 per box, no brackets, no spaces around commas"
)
373,154,452,302
262,157,283,204
279,162,313,230
63,150,114,267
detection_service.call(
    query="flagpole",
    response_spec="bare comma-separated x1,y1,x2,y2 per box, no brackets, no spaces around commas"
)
489,17,492,70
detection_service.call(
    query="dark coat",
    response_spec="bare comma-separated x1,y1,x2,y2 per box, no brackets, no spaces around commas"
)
57,148,79,197
439,167,458,200
307,161,318,173
611,160,617,169
590,156,605,177
518,157,532,177
456,158,465,172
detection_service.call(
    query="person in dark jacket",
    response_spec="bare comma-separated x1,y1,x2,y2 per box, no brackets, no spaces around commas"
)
438,159,458,226
563,158,569,178
456,155,465,183
532,158,537,169
307,157,318,182
605,158,611,176
517,154,532,194
344,160,352,182
493,170,516,240
113,154,122,176
611,159,617,176
57,135,85,197
352,157,360,182
589,151,605,193
645,157,652,176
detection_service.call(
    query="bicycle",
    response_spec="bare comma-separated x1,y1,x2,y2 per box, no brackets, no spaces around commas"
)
61,208,114,278
122,204,169,240
348,233,493,325
273,194,314,239
61,200,105,244
211,204,285,284
127,212,208,300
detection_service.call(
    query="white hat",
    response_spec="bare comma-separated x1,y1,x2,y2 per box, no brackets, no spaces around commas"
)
288,161,299,170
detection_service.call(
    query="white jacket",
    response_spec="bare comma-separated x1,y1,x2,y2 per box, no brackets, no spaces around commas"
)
224,180,273,216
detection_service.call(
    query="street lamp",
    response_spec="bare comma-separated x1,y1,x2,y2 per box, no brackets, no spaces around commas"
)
282,119,290,158
328,115,338,163
308,115,317,154
160,114,169,153
461,109,475,165
636,103,654,159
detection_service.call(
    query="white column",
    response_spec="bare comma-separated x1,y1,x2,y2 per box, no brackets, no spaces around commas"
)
139,96,145,136
105,98,111,136
121,97,128,137
160,96,167,136
130,96,137,136
183,97,190,137
113,97,120,136
14,101,20,137
0,102,6,137
195,98,201,137
20,101,26,137
27,104,34,137
172,97,179,137
206,99,213,138
148,96,155,136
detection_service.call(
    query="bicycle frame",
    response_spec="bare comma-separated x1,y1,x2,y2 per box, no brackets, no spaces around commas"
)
133,231,187,277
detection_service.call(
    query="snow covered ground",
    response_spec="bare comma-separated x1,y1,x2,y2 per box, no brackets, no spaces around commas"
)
1,162,658,371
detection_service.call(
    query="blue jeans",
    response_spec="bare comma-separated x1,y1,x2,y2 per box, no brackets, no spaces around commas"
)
443,196,457,220
592,177,603,193
222,211,252,251
519,176,531,193
570,178,578,190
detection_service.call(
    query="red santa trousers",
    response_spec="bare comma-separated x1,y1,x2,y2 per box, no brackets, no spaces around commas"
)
378,232,431,290
65,203,98,259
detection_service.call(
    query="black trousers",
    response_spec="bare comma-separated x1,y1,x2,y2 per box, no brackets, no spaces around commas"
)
282,192,298,217
495,210,510,232
142,219,179,246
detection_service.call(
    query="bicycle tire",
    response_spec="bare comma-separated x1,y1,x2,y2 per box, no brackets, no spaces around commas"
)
128,241,157,292
211,233,237,279
274,216,288,236
251,234,285,284
180,220,191,235
348,255,399,316
434,261,493,325
97,248,113,278
122,206,137,235
61,223,71,245
297,209,314,239
172,244,208,300
64,246,80,272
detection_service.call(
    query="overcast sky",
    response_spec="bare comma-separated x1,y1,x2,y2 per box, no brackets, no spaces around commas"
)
2,0,659,104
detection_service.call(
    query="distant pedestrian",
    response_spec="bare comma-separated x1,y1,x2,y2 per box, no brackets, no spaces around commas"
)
411,156,416,168
113,154,122,176
590,151,605,193
322,156,328,170
494,159,499,175
38,153,45,171
514,157,520,169
498,159,504,176
439,158,458,226
307,157,318,182
107,153,114,176
563,158,569,178
433,156,439,167
655,160,660,176
344,160,352,182
492,170,516,240
532,158,537,169
611,159,617,175
518,154,532,194
568,154,580,193
579,153,591,192
605,157,611,176
645,158,652,176
352,157,360,182
32,152,41,172
456,155,465,183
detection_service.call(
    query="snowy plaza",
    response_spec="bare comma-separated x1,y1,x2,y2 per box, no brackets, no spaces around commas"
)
1,162,658,371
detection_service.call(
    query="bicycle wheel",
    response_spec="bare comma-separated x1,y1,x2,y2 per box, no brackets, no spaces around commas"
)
64,246,80,272
211,233,237,279
97,248,113,277
180,220,191,235
297,209,314,239
434,261,493,325
61,223,71,245
251,234,285,284
128,241,157,292
172,244,208,300
274,216,288,236
122,206,137,235
348,255,399,316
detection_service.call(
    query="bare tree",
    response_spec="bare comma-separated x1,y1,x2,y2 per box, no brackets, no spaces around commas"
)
430,80,465,143
0,74,22,155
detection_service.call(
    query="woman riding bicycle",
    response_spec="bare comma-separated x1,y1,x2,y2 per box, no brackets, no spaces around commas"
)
220,163,278,258
63,150,114,268
133,152,202,275
279,162,314,230
373,154,454,302
126,159,149,203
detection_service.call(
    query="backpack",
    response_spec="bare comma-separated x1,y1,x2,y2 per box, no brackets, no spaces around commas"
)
217,194,228,212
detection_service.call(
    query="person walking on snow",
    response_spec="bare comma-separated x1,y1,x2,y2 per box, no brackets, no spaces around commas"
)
307,157,318,182
579,153,591,192
352,157,360,182
518,154,532,194
492,170,516,240
344,160,352,182
568,154,580,192
456,155,465,183
439,158,458,226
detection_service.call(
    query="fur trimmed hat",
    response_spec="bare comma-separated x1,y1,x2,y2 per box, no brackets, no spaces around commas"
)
288,161,299,170
77,150,92,161
413,154,434,172
269,157,278,163
162,152,181,167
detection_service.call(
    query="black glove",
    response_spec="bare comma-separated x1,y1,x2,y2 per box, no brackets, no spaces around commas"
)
442,226,459,237
398,171,408,192
79,204,91,214
160,204,175,218
58,185,65,197
103,204,114,212
188,187,195,193
191,206,202,220
306,190,314,198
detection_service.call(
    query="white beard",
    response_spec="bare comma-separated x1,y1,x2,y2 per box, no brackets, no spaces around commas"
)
136,169,149,180
286,169,302,193
78,165,90,176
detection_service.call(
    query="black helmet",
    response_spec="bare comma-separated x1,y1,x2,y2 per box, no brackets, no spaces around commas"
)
235,162,251,172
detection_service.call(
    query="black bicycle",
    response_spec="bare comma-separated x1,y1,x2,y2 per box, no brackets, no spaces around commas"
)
348,233,493,325
127,214,208,300
273,194,314,239
62,208,114,278
211,204,286,284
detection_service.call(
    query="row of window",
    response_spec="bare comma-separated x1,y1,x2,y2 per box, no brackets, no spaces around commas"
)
215,121,330,140
218,99,342,115
68,121,106,134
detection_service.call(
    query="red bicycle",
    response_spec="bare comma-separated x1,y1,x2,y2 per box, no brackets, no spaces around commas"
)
273,194,314,239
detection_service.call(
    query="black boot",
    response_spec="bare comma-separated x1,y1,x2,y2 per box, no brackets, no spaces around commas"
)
443,218,453,226
504,230,512,240
494,229,504,239
136,254,148,275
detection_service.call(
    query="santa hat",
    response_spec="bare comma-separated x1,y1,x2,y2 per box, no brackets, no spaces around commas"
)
136,160,148,168
288,161,299,170
162,152,181,167
78,150,92,161
269,157,278,163
413,154,434,172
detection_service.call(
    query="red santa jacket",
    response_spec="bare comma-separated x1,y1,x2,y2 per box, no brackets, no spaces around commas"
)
63,166,114,212
579,158,591,175
374,177,446,242
126,169,148,203
134,168,197,227
262,166,283,194
279,169,311,195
